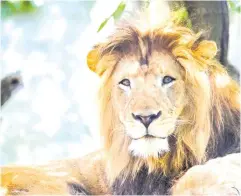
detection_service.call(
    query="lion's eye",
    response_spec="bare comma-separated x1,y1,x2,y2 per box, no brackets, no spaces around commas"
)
119,79,131,87
162,76,176,85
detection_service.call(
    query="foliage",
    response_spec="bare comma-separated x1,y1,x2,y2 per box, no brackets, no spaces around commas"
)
97,0,241,33
171,6,192,28
97,1,126,32
1,0,38,19
97,0,192,32
228,0,241,13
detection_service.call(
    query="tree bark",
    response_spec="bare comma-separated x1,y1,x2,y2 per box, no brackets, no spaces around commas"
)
183,1,239,81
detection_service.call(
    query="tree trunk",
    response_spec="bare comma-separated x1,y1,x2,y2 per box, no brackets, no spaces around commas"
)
183,1,239,81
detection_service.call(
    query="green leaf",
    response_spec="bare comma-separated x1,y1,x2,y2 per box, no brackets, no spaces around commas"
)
1,1,17,19
97,18,109,32
112,1,126,21
97,1,126,32
1,0,38,19
228,0,241,13
235,5,241,13
228,0,236,10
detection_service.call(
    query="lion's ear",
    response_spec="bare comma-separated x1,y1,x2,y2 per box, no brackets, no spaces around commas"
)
194,40,217,59
87,48,100,74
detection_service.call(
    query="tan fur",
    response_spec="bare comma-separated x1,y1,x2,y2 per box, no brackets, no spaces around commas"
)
1,16,240,195
171,153,241,195
1,151,109,195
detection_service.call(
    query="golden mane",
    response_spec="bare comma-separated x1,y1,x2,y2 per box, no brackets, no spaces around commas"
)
87,21,240,184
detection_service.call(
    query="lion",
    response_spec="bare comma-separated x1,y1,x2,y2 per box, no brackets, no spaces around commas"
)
1,17,240,195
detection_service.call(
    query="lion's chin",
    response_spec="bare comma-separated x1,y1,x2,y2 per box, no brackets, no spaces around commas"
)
128,137,169,158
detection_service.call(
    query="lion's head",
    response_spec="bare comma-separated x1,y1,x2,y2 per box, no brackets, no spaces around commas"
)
87,21,240,182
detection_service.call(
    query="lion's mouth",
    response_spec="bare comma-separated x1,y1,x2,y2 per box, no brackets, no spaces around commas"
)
128,135,170,158
132,134,167,140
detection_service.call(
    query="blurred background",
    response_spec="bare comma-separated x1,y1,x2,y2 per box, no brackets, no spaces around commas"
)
1,0,240,165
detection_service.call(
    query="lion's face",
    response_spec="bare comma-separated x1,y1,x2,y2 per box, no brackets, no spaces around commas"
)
111,51,187,158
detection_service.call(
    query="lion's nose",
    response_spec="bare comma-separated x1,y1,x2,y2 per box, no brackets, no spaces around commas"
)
132,111,161,128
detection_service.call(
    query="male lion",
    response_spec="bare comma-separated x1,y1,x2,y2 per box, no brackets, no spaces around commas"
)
1,18,240,195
